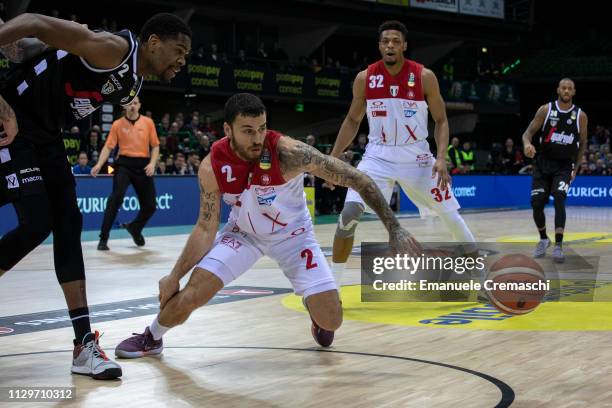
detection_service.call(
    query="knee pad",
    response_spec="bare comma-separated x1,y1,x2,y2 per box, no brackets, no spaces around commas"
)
335,202,364,238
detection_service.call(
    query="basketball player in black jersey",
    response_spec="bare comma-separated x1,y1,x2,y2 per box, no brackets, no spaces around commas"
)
522,78,588,263
0,13,191,379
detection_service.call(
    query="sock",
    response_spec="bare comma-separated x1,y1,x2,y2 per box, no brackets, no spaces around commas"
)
539,228,548,240
69,307,91,343
149,316,170,340
555,233,563,246
331,262,346,286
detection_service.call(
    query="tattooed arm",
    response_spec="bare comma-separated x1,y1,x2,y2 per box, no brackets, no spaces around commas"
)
159,156,221,308
0,94,18,147
278,136,421,254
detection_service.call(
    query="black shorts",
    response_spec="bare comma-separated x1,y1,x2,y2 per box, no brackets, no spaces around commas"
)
531,157,573,202
0,137,46,207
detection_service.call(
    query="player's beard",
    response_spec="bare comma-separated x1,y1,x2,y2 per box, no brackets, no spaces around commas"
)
230,138,262,163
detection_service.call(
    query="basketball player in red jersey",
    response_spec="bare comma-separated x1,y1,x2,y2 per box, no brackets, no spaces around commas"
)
115,93,420,357
329,20,476,283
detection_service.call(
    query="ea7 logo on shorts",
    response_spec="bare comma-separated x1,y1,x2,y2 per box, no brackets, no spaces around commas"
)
5,173,19,189
220,235,242,250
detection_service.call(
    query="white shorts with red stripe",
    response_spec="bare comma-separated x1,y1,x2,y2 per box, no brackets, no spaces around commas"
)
197,218,337,298
346,140,460,215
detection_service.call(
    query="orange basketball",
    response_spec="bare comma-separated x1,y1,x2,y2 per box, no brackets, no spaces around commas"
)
484,254,547,315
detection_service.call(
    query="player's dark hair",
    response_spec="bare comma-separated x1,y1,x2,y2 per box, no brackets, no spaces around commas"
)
378,20,408,41
139,13,192,42
224,93,266,124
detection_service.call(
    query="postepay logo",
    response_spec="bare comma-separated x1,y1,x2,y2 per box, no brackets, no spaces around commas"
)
77,193,174,214
451,186,477,198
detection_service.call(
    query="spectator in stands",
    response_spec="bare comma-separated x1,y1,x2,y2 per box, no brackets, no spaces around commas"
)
166,122,180,152
156,161,167,175
500,137,524,174
592,125,610,146
187,152,200,174
578,161,591,176
84,128,102,159
197,133,211,158
171,152,189,175
165,156,175,173
592,159,608,175
201,115,219,141
460,141,475,173
446,137,462,174
235,49,248,65
206,43,220,63
157,113,170,135
72,152,91,175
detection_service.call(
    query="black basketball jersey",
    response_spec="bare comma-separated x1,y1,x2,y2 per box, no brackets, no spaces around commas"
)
538,100,582,162
0,29,143,144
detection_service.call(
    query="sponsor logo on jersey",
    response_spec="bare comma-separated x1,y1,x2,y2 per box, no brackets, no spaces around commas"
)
21,175,43,184
408,72,415,87
550,132,575,145
567,119,573,125
571,110,577,120
408,90,415,99
19,167,40,174
370,100,386,109
261,174,271,185
402,101,418,109
70,98,98,119
220,235,243,250
404,109,417,118
109,74,123,91
255,186,276,206
371,110,387,117
5,173,18,189
416,153,431,167
390,85,399,97
550,119,558,127
101,80,116,95
259,148,271,170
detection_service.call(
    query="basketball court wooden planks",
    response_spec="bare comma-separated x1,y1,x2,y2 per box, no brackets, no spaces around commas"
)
1,207,612,407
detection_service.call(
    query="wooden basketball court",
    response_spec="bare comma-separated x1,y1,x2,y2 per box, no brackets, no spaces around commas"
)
1,207,611,407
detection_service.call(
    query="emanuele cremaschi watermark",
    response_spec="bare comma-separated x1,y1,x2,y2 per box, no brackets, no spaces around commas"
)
360,242,567,302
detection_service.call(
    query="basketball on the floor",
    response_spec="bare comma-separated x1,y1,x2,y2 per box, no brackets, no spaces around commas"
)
484,254,547,315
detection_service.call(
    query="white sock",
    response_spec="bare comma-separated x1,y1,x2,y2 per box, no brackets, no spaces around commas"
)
331,262,346,286
149,316,170,340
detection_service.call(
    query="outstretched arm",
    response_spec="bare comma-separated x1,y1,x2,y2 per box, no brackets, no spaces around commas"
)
279,136,420,255
0,14,128,69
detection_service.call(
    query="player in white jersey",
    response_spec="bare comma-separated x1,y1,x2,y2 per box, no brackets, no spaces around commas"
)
115,93,420,356
330,20,476,282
